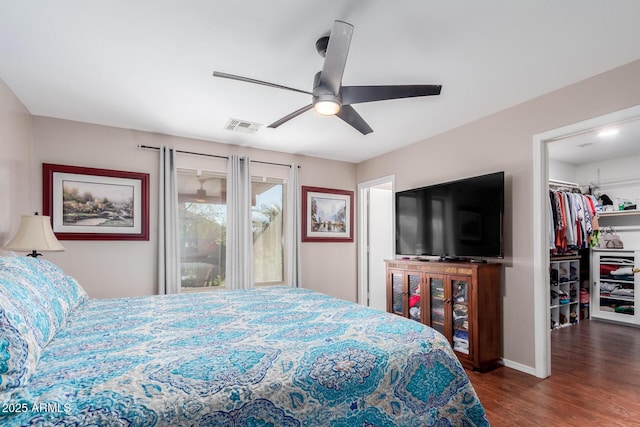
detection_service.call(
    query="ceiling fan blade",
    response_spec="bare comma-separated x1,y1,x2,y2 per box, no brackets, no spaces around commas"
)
336,105,373,135
319,21,354,95
341,84,442,105
213,71,312,95
267,104,313,128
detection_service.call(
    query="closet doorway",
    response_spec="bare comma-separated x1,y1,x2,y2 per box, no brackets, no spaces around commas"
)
357,176,395,310
533,105,640,378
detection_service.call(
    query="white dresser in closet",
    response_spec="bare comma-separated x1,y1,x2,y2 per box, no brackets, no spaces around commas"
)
591,249,639,325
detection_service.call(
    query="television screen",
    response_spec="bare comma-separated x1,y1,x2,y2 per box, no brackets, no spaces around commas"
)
395,171,504,258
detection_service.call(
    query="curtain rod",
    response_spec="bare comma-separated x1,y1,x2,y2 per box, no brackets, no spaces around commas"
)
137,144,300,168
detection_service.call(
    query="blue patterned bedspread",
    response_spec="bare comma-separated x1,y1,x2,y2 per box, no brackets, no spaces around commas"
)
4,287,487,426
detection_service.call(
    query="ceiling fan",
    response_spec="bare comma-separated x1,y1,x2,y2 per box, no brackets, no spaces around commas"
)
213,20,442,135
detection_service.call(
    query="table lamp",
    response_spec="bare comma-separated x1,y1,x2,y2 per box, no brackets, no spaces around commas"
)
3,213,65,257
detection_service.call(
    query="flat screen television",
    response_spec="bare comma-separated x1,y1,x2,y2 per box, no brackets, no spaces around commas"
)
395,171,504,259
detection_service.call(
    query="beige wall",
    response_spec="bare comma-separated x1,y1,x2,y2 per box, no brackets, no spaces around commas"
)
357,59,640,370
32,117,358,301
0,79,32,249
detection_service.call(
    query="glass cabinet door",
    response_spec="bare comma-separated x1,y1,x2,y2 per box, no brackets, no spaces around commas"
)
450,278,470,355
408,274,422,321
391,272,404,315
428,276,445,335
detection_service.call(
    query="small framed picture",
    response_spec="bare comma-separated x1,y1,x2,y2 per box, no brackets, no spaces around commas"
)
42,163,150,240
302,186,353,242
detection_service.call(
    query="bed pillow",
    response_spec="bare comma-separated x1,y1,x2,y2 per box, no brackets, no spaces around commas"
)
0,298,41,392
24,257,88,309
0,257,88,332
0,257,88,392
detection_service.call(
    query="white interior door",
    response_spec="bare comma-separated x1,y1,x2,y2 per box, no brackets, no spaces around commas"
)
367,184,393,311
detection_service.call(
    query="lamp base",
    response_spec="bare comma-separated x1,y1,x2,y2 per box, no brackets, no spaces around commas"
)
27,250,43,258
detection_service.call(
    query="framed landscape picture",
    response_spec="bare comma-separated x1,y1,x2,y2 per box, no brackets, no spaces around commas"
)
302,186,353,242
42,163,149,240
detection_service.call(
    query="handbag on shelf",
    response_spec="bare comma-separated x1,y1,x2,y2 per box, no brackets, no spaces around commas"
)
601,226,624,249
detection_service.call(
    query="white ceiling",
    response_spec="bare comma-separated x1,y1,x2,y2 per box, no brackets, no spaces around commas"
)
2,1,640,163
548,116,640,166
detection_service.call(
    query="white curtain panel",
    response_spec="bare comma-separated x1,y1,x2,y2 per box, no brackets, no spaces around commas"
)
225,155,254,290
158,146,181,294
286,163,301,287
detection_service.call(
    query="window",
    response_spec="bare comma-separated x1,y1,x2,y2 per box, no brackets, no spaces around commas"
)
178,172,227,290
177,170,285,291
252,178,284,285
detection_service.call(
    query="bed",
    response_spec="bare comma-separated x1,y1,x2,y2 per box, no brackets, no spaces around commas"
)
0,257,488,426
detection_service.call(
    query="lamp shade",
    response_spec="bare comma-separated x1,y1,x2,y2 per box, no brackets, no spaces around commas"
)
3,215,65,254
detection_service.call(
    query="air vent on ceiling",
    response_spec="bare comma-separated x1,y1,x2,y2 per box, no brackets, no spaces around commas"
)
577,142,594,147
224,118,262,134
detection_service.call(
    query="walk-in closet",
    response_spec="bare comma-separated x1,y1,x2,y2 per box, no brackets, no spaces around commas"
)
548,116,640,333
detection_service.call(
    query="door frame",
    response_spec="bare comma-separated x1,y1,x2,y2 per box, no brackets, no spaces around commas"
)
532,104,640,378
357,175,395,306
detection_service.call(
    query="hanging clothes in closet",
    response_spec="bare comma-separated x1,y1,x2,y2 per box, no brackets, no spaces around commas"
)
549,189,600,254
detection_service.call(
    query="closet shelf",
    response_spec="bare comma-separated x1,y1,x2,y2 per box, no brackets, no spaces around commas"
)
591,250,638,326
599,210,640,218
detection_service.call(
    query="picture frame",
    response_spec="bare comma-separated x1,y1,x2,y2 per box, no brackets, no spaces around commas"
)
42,163,150,241
302,186,353,242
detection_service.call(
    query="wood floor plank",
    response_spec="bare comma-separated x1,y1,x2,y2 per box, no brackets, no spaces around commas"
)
466,320,640,426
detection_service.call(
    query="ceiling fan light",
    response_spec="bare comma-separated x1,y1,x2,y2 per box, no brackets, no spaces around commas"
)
598,128,619,138
196,188,206,202
314,100,341,116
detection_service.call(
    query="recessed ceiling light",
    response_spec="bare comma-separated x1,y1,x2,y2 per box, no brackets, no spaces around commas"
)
598,129,619,138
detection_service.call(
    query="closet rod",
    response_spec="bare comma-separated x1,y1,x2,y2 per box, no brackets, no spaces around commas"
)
137,144,300,168
548,178,579,188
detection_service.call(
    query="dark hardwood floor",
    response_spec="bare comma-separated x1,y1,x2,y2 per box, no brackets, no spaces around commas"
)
467,320,640,426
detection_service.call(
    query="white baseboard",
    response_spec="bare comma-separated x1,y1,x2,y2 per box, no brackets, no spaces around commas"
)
500,358,540,377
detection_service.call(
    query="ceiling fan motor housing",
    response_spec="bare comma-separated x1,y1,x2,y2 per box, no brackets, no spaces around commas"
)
312,71,341,113
315,36,329,57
